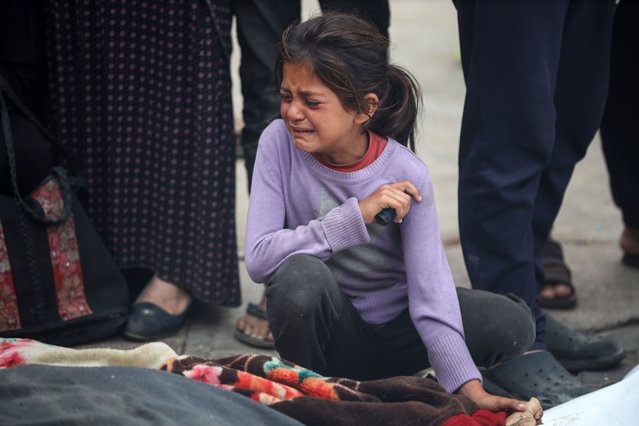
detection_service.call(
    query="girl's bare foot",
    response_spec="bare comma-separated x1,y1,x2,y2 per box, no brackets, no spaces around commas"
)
235,294,275,348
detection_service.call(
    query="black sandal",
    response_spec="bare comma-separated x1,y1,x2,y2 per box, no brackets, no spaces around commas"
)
537,239,577,309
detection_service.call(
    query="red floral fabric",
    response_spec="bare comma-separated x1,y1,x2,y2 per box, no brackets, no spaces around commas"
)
31,178,92,320
0,223,20,331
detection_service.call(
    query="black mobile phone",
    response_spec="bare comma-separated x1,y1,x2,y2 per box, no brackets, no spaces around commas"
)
375,208,396,225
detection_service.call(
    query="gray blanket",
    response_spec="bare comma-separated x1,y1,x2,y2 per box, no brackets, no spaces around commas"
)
0,364,303,426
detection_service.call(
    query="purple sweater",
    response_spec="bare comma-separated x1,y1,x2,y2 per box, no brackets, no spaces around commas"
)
245,120,481,392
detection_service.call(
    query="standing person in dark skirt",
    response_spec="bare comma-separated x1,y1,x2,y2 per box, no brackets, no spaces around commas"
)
44,0,241,340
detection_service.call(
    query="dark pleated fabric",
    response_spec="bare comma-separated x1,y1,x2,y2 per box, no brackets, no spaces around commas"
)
44,0,240,306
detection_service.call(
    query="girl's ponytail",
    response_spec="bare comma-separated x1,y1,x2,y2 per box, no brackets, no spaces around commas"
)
369,65,421,152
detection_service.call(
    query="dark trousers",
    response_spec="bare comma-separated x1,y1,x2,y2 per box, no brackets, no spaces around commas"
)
264,255,535,381
601,0,639,230
232,0,390,192
453,0,616,349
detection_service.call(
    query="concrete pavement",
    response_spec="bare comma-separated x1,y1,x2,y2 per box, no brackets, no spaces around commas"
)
95,0,639,392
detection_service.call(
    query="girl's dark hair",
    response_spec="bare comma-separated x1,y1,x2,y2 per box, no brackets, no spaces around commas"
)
275,13,422,151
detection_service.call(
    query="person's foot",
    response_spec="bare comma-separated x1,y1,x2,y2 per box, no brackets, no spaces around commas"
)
234,294,275,349
538,283,574,305
135,276,192,315
620,227,639,269
123,276,192,341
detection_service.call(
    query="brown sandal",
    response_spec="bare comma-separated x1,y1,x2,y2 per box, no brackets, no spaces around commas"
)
537,239,577,309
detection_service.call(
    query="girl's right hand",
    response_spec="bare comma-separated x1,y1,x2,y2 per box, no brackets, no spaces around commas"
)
458,380,543,423
359,180,422,225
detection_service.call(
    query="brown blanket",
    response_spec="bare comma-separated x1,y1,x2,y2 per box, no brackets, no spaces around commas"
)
0,338,511,425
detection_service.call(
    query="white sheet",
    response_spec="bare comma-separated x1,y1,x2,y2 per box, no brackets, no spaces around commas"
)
542,364,639,426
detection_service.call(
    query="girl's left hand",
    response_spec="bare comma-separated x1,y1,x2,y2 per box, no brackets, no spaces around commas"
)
359,180,422,224
458,380,543,422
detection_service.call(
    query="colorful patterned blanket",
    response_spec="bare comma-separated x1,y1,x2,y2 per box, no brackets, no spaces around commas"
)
0,338,527,425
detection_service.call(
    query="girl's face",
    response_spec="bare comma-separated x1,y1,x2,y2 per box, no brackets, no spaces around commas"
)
280,62,370,165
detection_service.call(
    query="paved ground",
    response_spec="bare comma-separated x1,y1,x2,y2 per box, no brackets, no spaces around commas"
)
95,0,639,394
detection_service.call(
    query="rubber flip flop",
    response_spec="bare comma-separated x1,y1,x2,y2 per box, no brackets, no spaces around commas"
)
544,314,625,372
234,302,275,349
483,351,591,409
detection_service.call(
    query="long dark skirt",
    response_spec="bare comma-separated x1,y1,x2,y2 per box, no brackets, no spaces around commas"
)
44,0,240,306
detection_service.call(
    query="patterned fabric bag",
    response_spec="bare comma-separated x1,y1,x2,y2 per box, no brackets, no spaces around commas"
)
0,77,129,346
